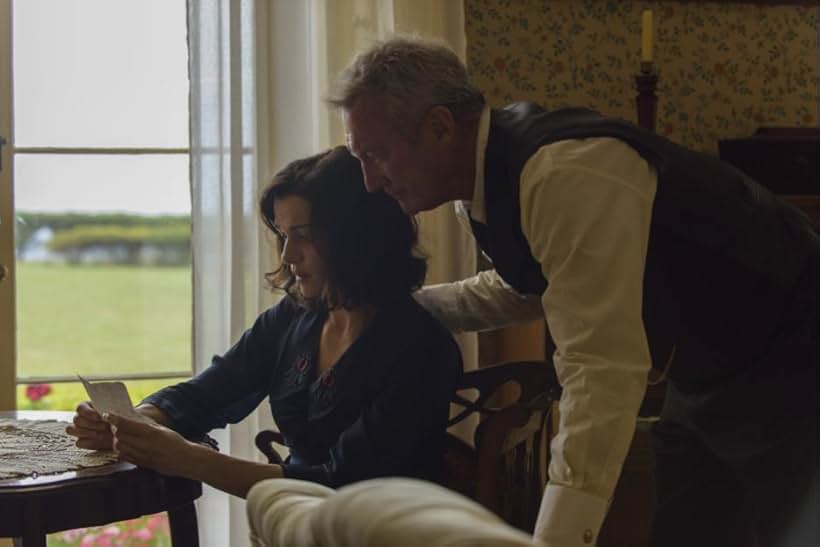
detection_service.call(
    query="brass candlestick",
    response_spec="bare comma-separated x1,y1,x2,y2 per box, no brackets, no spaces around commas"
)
635,61,659,133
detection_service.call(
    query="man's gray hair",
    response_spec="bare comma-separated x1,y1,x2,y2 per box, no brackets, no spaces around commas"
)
328,35,485,136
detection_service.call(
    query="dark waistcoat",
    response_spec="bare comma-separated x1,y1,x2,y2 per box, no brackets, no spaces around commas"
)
474,103,818,389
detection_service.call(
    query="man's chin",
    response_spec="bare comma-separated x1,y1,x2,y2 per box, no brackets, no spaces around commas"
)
396,197,434,216
397,201,418,215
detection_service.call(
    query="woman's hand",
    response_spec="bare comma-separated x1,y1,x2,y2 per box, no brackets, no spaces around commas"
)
66,401,115,450
104,413,194,478
104,414,284,497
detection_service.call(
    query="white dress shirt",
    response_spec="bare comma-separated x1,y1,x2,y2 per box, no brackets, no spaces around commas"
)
415,106,657,546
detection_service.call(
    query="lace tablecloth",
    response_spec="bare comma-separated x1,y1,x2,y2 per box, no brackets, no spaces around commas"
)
0,418,118,480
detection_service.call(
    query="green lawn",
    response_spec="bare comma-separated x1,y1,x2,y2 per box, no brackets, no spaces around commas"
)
16,263,191,377
14,264,189,543
16,262,192,411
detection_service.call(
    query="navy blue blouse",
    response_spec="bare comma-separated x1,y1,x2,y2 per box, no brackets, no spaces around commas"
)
142,294,462,488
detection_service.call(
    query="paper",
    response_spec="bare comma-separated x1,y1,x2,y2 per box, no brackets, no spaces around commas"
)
79,375,148,422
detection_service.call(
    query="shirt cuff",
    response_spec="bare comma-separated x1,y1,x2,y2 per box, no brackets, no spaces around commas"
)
534,483,609,546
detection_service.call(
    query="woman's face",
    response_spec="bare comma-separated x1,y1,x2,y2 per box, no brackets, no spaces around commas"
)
272,195,328,300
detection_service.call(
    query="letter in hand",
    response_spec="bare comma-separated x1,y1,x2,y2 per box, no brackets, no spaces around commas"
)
103,413,192,478
66,401,116,451
78,374,149,423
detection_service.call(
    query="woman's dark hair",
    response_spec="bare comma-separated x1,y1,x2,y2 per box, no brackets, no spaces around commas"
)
260,146,426,310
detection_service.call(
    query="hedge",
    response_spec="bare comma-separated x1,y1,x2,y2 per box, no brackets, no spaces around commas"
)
16,212,191,249
48,223,190,252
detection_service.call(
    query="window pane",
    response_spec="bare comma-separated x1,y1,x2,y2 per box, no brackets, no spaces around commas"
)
14,154,191,379
15,262,191,379
17,378,187,412
13,0,189,148
14,154,191,214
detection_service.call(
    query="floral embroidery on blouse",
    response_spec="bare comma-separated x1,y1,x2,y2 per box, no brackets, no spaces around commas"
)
274,352,313,398
309,366,339,419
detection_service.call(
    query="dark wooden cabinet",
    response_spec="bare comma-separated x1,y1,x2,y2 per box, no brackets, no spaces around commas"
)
719,127,820,230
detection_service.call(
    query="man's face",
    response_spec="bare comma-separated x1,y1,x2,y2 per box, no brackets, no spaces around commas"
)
343,96,448,215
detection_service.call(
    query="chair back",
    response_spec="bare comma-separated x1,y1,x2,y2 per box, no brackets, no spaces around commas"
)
444,360,562,533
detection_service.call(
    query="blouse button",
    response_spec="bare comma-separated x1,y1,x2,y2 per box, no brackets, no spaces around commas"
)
582,529,594,544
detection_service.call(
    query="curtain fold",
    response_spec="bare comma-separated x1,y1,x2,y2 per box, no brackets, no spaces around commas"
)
189,1,475,544
189,1,275,544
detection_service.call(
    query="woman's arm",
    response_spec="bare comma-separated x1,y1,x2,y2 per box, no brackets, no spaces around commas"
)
140,300,296,439
106,413,283,498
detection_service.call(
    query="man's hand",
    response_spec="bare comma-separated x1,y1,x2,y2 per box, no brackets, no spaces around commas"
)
104,413,194,478
66,401,115,450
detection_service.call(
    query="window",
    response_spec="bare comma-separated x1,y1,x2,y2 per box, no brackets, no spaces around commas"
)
6,0,192,411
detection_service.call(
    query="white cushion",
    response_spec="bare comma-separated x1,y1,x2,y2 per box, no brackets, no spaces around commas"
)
247,477,542,547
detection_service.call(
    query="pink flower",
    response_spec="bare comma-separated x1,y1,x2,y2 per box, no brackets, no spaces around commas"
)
133,527,153,541
25,383,52,402
101,525,120,536
80,533,98,547
146,514,167,531
61,528,87,542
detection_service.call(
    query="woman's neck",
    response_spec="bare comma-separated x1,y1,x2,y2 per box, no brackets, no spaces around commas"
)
324,304,377,338
317,303,377,374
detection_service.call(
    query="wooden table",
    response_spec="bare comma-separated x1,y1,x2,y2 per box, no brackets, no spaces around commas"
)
0,411,201,546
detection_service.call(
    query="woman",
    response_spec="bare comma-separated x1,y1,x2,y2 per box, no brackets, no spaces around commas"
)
67,146,462,498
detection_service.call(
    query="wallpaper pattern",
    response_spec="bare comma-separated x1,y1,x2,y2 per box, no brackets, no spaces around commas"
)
465,0,819,154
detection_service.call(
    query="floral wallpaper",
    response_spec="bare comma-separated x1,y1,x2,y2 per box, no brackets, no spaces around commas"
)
465,0,819,154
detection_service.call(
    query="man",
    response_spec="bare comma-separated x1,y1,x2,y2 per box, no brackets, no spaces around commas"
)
330,36,818,547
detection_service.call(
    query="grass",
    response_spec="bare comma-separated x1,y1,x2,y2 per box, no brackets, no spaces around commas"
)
17,379,185,412
16,263,191,378
15,262,192,411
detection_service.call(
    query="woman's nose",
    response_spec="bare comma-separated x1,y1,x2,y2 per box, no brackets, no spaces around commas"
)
281,239,299,265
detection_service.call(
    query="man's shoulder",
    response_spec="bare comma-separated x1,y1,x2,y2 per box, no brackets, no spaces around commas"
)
492,102,602,127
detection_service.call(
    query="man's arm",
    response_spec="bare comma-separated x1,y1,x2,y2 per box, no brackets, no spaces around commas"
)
414,269,543,333
520,138,655,546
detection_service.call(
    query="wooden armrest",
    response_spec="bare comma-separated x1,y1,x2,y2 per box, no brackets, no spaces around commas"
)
449,360,561,428
255,430,286,464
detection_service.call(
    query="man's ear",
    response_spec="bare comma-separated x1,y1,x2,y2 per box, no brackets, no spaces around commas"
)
426,105,456,142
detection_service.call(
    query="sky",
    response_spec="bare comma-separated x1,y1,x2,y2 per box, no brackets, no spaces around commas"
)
12,0,190,215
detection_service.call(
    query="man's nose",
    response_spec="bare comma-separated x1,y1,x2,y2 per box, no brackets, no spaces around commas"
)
361,163,385,193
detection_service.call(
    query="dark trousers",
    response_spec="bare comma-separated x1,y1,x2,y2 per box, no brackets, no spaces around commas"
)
649,349,818,547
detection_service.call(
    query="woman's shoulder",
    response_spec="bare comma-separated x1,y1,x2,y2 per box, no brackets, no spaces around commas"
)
383,294,442,328
257,294,317,331
381,296,462,358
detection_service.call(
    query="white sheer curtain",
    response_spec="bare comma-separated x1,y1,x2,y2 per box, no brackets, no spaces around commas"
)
266,0,478,372
189,1,276,545
189,1,475,544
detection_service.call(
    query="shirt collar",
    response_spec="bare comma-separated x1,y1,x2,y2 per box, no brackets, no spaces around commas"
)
457,105,491,224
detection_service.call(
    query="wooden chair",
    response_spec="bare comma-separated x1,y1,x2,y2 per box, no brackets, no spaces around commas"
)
443,360,561,533
254,359,562,534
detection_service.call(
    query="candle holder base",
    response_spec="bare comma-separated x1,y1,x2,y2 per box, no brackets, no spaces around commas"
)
635,64,659,133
